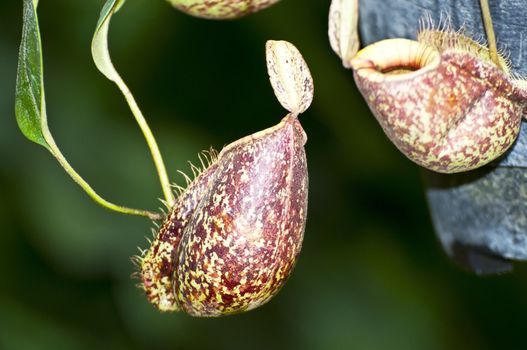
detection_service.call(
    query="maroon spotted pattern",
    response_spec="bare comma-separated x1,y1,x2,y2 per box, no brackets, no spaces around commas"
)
174,115,308,316
171,0,279,19
353,50,527,173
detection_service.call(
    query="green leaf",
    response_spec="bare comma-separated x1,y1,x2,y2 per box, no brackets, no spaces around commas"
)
15,0,50,149
92,0,126,82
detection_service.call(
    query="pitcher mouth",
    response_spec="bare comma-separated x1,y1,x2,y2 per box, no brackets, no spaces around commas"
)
350,38,441,82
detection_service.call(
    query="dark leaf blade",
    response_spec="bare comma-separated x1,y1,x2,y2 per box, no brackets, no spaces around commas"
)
95,0,124,30
15,0,49,149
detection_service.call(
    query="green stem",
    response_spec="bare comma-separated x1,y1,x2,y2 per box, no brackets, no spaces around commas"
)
42,124,162,221
112,76,176,208
479,0,501,69
91,0,175,210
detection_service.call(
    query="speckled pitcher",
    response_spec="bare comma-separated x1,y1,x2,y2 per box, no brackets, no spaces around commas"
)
360,0,527,274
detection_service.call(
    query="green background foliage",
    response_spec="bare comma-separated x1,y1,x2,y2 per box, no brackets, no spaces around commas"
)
1,0,526,349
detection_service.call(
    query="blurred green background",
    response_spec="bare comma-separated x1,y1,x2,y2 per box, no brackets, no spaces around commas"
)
1,0,527,349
